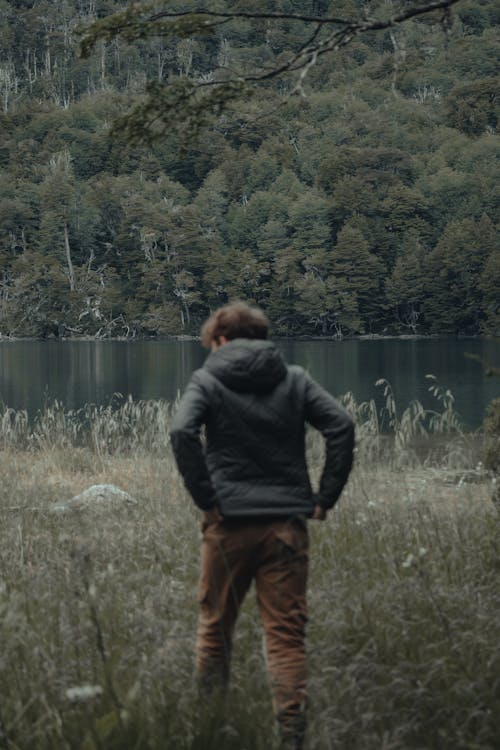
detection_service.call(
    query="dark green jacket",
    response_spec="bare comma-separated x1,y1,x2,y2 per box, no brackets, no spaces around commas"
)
170,339,354,518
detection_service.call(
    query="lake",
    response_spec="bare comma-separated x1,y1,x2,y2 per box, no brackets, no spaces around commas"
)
0,338,498,429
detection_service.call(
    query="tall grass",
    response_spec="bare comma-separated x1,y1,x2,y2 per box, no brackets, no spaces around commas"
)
0,387,497,749
0,377,472,462
0,396,175,454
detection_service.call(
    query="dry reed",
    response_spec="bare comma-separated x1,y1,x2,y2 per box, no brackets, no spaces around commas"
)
0,389,498,749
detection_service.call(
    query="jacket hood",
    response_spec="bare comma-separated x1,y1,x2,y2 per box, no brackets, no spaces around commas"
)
204,339,287,394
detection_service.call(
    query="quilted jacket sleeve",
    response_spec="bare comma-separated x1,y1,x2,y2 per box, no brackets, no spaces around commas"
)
169,372,217,511
303,372,355,510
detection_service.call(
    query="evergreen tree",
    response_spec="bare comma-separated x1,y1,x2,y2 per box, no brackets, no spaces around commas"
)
331,221,386,333
386,237,427,333
422,216,495,333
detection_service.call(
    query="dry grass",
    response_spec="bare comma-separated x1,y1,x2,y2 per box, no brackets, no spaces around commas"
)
0,397,499,750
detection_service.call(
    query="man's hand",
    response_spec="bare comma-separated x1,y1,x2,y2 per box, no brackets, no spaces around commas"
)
203,505,223,526
312,504,327,521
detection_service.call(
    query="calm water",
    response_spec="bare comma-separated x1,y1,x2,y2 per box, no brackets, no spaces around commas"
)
0,339,498,428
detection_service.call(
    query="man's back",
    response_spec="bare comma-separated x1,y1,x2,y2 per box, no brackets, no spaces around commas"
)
171,337,354,519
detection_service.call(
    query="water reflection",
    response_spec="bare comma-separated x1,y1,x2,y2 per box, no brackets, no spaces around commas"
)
0,338,497,428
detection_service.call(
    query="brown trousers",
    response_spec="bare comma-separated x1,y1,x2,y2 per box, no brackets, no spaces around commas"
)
197,517,308,737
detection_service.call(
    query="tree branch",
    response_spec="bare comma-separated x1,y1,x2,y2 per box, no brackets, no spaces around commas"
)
79,0,464,146
148,8,353,25
148,0,461,28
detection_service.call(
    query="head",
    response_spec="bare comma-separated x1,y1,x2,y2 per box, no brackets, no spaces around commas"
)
201,301,270,350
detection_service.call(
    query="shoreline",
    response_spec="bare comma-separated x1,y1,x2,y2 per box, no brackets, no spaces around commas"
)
0,333,489,344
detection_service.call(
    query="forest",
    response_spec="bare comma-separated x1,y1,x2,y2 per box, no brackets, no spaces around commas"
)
0,0,498,339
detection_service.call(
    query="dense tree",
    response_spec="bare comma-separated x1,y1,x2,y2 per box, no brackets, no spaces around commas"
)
422,216,494,333
331,221,386,333
0,0,498,338
479,248,500,335
385,237,427,334
445,77,499,135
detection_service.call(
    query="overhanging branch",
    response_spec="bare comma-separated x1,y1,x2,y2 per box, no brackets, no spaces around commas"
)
148,0,461,28
79,0,464,146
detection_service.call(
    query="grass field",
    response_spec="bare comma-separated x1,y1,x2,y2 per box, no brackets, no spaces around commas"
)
0,397,498,750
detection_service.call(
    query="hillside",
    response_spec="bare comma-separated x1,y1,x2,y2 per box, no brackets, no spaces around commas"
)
0,0,498,338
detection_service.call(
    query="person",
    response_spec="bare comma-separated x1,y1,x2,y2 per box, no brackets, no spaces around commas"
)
170,301,355,749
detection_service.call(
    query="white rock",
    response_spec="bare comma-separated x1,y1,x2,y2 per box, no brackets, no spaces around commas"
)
51,484,137,513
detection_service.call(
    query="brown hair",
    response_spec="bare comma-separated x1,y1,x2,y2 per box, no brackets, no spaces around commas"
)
201,301,270,348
